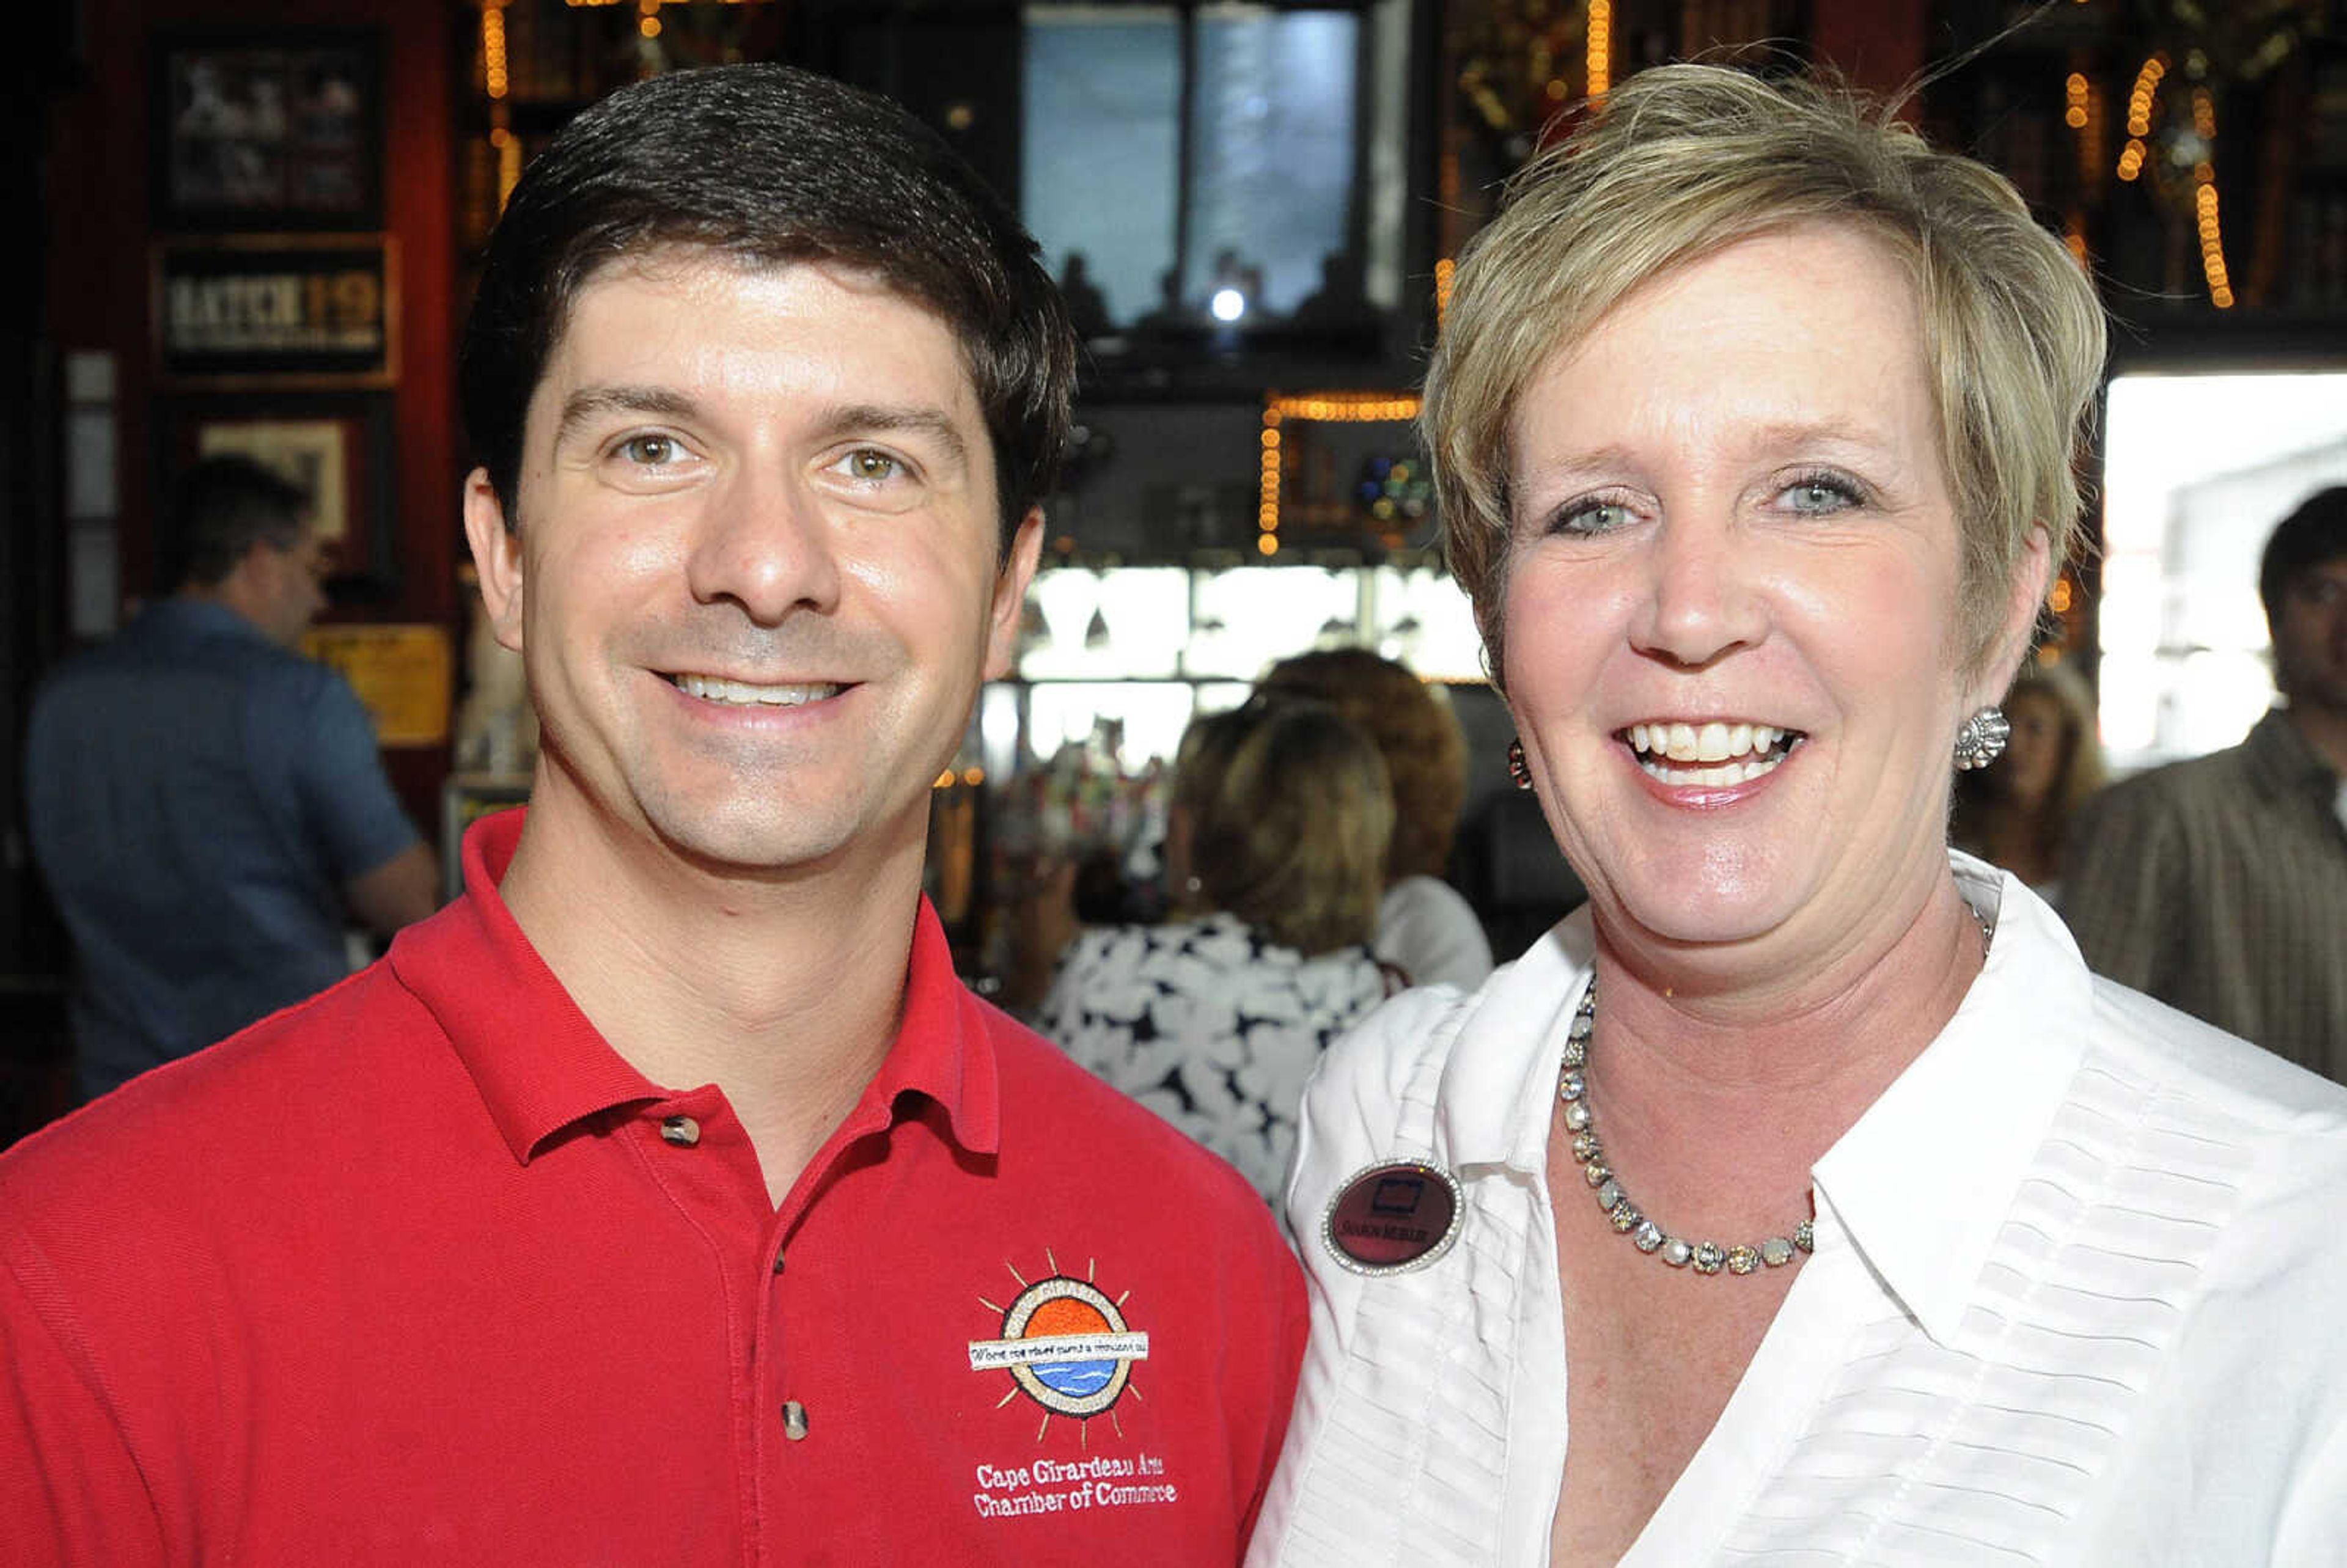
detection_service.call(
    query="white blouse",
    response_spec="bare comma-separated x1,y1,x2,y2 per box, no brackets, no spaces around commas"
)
1249,855,2347,1566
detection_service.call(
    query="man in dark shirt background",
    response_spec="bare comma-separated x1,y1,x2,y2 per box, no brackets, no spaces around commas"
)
2064,487,2347,1079
23,455,435,1101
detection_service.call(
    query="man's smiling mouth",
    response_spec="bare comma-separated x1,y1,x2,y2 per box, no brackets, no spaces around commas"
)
666,673,843,708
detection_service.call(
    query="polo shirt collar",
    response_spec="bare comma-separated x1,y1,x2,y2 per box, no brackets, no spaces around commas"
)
388,807,1001,1163
145,596,271,646
1432,855,2090,1349
1813,855,2093,1347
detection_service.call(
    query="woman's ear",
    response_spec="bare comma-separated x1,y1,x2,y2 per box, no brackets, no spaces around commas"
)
1977,524,2055,706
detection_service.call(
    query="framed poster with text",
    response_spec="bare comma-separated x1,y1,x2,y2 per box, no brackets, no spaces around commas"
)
152,234,399,390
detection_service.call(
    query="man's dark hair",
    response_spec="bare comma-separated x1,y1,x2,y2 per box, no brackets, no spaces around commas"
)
458,64,1076,544
161,455,309,593
2260,486,2347,625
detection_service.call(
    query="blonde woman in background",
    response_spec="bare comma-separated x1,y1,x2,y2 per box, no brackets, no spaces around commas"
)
1260,649,1495,988
1949,659,2106,899
1038,700,1395,1203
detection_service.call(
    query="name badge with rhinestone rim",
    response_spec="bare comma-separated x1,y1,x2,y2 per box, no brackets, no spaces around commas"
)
1321,1160,1464,1275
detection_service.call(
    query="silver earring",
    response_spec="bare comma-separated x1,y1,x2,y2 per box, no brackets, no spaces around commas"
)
1952,706,2010,771
1507,738,1534,791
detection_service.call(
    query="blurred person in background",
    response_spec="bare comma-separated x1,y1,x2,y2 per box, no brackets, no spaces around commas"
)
2065,486,2347,1080
1038,699,1395,1204
1948,659,2106,899
23,455,434,1103
1251,66,2347,1566
1260,648,1494,988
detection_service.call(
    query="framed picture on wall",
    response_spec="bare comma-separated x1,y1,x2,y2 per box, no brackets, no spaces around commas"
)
159,394,400,596
152,235,399,389
152,29,384,231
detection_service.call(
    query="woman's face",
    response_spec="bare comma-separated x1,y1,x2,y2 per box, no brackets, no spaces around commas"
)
1499,225,2041,959
1998,689,2068,808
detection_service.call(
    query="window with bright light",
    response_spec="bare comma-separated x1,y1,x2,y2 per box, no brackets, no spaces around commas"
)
2100,372,2347,769
1022,2,1400,335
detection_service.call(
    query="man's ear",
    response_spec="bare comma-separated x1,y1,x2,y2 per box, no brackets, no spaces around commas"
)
461,468,526,654
983,508,1045,681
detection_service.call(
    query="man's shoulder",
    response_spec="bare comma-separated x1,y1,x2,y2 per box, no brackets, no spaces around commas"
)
0,961,439,1225
982,998,1286,1223
35,612,336,711
2099,741,2253,808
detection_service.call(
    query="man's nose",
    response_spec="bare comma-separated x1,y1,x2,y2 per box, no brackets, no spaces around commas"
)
683,466,843,626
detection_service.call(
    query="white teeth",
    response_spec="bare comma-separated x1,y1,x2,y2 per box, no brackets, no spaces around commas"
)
1623,720,1803,786
672,673,840,707
1640,757,1780,787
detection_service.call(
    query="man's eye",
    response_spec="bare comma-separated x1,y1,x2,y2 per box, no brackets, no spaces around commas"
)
837,449,903,483
617,434,680,466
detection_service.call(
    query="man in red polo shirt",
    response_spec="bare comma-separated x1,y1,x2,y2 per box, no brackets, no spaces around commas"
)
1,65,1305,1564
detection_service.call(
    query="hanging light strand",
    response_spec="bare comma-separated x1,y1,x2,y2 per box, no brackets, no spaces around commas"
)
1586,1,1612,101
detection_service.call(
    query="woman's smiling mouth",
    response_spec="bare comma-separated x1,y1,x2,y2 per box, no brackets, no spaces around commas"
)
1623,720,1805,787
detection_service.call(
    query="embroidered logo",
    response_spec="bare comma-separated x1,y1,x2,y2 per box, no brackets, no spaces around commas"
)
971,1251,1150,1441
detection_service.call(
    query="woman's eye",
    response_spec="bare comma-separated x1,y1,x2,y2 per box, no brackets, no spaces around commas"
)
616,434,680,467
1780,474,1862,514
1550,499,1635,537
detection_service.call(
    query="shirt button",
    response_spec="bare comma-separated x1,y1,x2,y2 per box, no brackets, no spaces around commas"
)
782,1400,810,1441
772,1251,787,1276
659,1115,700,1148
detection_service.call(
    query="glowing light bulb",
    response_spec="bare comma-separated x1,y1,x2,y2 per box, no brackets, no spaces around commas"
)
1210,288,1246,323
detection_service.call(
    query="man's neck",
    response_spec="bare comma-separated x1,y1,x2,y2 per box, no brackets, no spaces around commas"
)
177,582,268,636
499,775,928,1207
2285,700,2347,780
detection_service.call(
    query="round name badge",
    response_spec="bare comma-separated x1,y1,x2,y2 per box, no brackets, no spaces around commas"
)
1321,1159,1465,1277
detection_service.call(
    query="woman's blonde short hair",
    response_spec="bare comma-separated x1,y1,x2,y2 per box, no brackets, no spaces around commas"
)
1425,63,2108,683
1257,648,1469,882
1187,700,1394,957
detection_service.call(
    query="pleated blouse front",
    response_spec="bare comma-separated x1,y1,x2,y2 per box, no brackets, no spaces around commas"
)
1251,857,2347,1566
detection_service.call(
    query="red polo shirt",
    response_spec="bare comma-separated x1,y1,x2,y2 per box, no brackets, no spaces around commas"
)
1,810,1306,1565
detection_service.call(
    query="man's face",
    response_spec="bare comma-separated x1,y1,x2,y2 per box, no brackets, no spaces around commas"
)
256,526,329,647
463,251,1039,876
2272,555,2347,720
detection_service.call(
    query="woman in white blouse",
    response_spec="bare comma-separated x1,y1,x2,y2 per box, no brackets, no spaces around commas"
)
1249,65,2347,1567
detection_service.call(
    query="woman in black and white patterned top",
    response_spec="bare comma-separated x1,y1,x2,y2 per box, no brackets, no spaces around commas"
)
1037,701,1395,1205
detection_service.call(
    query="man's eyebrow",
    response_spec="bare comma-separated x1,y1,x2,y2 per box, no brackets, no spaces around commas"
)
821,404,972,474
553,384,702,449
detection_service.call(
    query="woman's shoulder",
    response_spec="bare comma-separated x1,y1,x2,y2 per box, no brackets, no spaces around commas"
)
1311,983,1480,1107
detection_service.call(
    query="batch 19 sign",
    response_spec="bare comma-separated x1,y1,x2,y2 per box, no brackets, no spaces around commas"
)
153,235,397,387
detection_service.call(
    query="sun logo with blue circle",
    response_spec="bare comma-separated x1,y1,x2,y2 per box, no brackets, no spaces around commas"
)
970,1251,1150,1442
